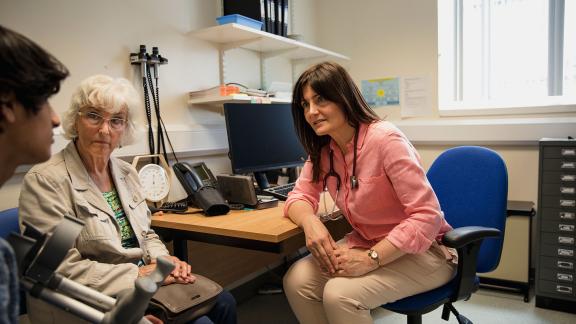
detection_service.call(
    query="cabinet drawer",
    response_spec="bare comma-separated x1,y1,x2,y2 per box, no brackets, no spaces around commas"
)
542,159,576,171
540,256,575,271
543,171,576,184
541,208,576,221
540,244,576,258
541,232,575,245
542,183,576,195
539,280,575,297
543,146,576,158
541,196,576,209
541,221,576,233
541,268,575,282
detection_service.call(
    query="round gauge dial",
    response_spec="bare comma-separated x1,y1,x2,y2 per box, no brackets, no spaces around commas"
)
138,164,170,202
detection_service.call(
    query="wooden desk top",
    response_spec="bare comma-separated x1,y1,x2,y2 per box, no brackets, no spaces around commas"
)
151,202,302,243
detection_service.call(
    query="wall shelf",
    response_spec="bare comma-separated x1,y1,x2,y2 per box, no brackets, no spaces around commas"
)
192,23,350,61
188,94,290,105
189,23,349,106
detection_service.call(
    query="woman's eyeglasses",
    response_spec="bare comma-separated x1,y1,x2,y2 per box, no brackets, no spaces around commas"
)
78,111,127,130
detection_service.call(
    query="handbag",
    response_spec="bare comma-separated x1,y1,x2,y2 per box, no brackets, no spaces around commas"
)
147,274,223,324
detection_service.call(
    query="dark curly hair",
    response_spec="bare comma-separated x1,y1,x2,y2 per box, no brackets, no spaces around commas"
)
0,25,69,132
291,61,379,182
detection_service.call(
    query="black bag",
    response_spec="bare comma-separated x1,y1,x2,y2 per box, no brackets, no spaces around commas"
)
147,274,223,324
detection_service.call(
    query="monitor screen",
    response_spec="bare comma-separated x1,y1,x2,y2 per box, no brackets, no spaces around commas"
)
223,103,307,175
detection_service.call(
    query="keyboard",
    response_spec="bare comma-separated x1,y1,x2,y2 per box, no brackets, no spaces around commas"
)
263,182,296,201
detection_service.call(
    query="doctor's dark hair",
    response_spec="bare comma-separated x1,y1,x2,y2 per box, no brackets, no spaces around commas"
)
0,25,68,133
291,61,379,182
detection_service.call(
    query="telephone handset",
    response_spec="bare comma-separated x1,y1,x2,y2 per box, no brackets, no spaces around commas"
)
173,162,215,192
172,162,229,216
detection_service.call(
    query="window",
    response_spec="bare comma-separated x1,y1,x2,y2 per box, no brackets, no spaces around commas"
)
438,0,576,115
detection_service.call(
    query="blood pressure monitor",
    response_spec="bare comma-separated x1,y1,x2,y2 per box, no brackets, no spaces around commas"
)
132,154,172,203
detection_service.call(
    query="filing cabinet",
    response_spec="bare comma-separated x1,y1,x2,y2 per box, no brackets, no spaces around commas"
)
535,139,576,313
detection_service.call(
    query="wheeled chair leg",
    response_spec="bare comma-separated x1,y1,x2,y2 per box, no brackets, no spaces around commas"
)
442,303,472,324
407,314,422,324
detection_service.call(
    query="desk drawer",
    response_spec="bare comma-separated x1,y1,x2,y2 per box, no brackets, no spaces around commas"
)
541,221,576,234
542,159,576,171
540,244,575,259
543,171,576,184
543,147,576,158
542,183,576,195
541,208,576,221
538,280,575,298
540,256,575,271
540,268,575,283
541,196,576,209
541,232,575,245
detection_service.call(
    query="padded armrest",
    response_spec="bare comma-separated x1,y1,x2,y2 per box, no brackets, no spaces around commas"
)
442,226,500,249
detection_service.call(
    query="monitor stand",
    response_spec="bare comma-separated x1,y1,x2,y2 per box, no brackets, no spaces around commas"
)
254,171,270,190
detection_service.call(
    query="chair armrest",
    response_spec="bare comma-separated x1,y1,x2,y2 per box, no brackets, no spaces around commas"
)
442,226,500,249
441,226,501,302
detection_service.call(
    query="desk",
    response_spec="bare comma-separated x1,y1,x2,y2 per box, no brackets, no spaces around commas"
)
151,202,350,261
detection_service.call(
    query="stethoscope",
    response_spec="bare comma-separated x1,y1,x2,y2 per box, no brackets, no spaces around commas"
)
320,129,359,221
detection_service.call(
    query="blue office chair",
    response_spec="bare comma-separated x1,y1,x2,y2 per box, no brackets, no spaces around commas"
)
0,207,19,238
382,146,508,324
0,207,27,315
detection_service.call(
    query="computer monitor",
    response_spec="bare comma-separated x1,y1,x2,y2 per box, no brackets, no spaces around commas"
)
223,103,307,189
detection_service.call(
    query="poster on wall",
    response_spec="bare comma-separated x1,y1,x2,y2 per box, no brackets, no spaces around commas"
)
361,77,400,107
400,76,433,117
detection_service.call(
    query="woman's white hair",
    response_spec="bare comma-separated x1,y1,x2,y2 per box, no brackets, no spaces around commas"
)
62,75,139,145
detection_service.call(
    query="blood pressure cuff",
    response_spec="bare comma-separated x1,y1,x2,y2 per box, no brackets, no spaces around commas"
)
192,186,230,216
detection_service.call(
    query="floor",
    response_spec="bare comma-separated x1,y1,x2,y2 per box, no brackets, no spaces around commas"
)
237,288,576,324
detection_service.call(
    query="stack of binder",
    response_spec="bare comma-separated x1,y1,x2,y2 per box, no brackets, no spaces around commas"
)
223,0,288,36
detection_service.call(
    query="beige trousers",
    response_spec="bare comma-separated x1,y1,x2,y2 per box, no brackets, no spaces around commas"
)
283,241,457,324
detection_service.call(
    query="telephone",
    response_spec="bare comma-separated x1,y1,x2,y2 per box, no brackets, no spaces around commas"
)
172,162,229,216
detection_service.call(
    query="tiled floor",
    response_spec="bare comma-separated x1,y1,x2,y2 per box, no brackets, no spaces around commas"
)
237,288,576,324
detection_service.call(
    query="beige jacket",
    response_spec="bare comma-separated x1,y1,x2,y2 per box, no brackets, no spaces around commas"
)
19,142,169,323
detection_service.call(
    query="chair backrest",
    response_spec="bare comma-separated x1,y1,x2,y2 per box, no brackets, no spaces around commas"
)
427,146,507,273
0,208,19,239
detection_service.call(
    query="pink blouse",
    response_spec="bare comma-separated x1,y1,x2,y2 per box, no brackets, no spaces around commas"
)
284,121,452,254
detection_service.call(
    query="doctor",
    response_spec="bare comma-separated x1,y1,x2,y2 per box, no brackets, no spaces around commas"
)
283,62,457,324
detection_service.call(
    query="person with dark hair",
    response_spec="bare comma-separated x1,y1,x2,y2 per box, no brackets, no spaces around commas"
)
283,62,457,324
0,24,68,324
0,24,68,185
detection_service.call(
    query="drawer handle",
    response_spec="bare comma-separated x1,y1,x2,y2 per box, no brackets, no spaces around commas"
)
561,174,576,182
561,187,576,194
561,162,576,169
558,261,574,269
561,149,576,156
560,200,576,207
558,236,575,244
557,273,574,282
560,212,575,220
558,249,574,257
559,224,575,232
556,285,572,294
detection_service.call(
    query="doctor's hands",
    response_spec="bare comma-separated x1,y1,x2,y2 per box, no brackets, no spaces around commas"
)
302,216,339,274
333,246,379,277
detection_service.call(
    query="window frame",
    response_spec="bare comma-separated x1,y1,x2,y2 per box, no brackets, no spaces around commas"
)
438,0,576,117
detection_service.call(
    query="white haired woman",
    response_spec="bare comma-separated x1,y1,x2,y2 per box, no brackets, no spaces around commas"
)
19,75,237,324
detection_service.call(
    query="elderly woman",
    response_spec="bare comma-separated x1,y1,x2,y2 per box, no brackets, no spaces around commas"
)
19,75,237,324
